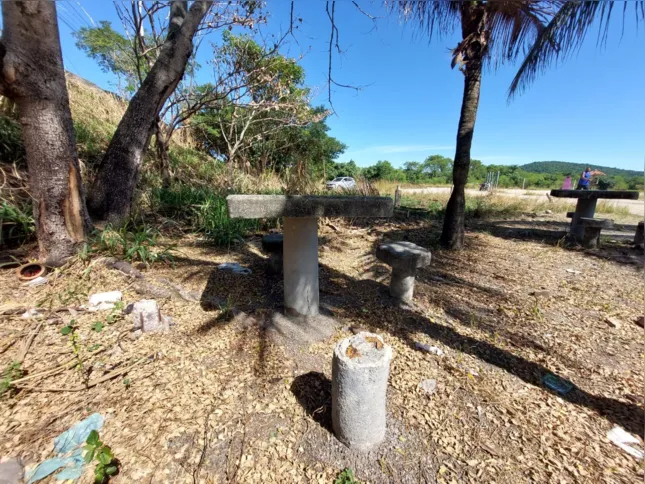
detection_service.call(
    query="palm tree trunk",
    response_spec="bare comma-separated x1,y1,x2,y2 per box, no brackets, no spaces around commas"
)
440,63,482,249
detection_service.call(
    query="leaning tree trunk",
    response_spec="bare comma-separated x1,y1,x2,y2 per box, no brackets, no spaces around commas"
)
440,65,482,249
154,120,172,188
88,1,212,224
0,1,91,266
440,4,486,250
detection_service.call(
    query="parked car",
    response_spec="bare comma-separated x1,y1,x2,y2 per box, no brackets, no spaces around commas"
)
326,177,356,190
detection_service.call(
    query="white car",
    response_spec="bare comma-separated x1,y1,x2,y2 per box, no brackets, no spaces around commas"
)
326,177,356,190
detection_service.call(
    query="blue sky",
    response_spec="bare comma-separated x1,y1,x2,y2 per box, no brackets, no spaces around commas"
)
56,1,644,171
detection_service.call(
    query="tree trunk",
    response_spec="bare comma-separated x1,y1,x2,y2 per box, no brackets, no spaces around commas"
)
0,1,91,266
440,5,486,250
88,1,212,224
155,121,172,188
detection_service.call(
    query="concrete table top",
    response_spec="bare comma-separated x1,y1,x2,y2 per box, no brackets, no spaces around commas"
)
550,189,639,200
227,195,393,219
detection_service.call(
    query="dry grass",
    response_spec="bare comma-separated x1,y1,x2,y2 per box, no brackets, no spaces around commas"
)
1,217,643,483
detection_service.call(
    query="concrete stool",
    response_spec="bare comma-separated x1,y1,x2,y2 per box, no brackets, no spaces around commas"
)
634,221,644,247
332,332,393,451
262,233,283,274
580,217,613,248
376,241,431,302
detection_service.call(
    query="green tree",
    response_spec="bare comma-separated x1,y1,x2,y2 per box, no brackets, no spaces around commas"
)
391,1,550,249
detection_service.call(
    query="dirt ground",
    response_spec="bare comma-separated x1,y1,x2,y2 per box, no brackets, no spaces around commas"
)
1,211,643,483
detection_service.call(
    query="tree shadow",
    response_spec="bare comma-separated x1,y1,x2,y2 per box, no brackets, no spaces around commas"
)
290,371,333,433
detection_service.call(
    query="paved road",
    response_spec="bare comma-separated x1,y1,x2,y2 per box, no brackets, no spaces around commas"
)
401,187,644,217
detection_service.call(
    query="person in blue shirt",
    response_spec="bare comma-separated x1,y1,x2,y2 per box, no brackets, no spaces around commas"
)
577,167,604,190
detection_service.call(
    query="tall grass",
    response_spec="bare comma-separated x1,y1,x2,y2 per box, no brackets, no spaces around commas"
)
152,186,262,247
0,199,34,248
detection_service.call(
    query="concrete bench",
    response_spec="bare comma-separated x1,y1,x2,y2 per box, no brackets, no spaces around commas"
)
634,221,644,247
580,217,613,248
262,233,283,274
376,241,431,302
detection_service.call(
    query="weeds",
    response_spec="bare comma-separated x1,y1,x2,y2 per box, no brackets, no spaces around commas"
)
0,361,24,397
92,222,174,264
335,468,360,484
153,186,261,247
84,430,119,483
0,199,35,247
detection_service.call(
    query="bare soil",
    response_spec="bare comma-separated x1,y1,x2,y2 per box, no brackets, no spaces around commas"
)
1,212,643,483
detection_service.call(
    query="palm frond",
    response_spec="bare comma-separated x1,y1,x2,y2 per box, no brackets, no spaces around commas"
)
388,0,460,41
508,0,645,99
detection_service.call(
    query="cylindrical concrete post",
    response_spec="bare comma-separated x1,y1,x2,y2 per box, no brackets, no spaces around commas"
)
283,217,319,317
332,332,393,451
390,267,415,302
570,198,597,239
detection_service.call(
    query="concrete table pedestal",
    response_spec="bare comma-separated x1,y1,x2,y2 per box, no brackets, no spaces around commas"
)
227,195,393,325
332,332,393,451
283,217,319,316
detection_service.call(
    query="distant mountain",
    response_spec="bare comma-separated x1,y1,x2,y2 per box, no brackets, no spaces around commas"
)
521,161,643,178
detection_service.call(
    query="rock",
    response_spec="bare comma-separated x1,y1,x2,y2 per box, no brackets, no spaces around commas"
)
545,209,553,214
605,317,621,329
127,300,170,333
634,316,644,328
418,379,437,396
0,457,23,484
415,342,444,356
88,291,122,311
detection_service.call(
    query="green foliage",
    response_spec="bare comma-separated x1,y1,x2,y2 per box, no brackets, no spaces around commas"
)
335,468,360,484
0,199,35,248
91,321,105,333
152,186,260,247
0,115,25,165
84,430,119,483
91,222,174,264
521,161,643,178
0,361,24,397
74,21,138,94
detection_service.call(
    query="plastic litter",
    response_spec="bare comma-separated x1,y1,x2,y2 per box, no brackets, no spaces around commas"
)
415,342,444,356
24,276,48,287
27,413,104,483
217,263,252,275
418,379,437,396
565,269,581,275
607,426,644,460
87,291,122,311
542,373,573,395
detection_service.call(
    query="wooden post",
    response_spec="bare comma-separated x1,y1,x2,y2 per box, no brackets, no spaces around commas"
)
394,185,402,208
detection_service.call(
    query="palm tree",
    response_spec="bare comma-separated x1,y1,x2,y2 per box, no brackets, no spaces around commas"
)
391,1,554,249
509,1,645,98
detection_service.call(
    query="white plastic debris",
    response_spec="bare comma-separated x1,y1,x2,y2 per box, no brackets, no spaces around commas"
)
24,276,48,287
21,308,41,319
565,269,581,274
418,379,437,396
217,263,252,275
88,291,122,311
607,426,643,460
415,342,444,356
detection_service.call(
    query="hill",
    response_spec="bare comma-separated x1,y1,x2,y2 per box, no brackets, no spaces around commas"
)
520,161,643,178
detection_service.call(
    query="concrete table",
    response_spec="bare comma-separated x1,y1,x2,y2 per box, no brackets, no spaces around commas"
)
227,195,393,317
550,190,639,239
